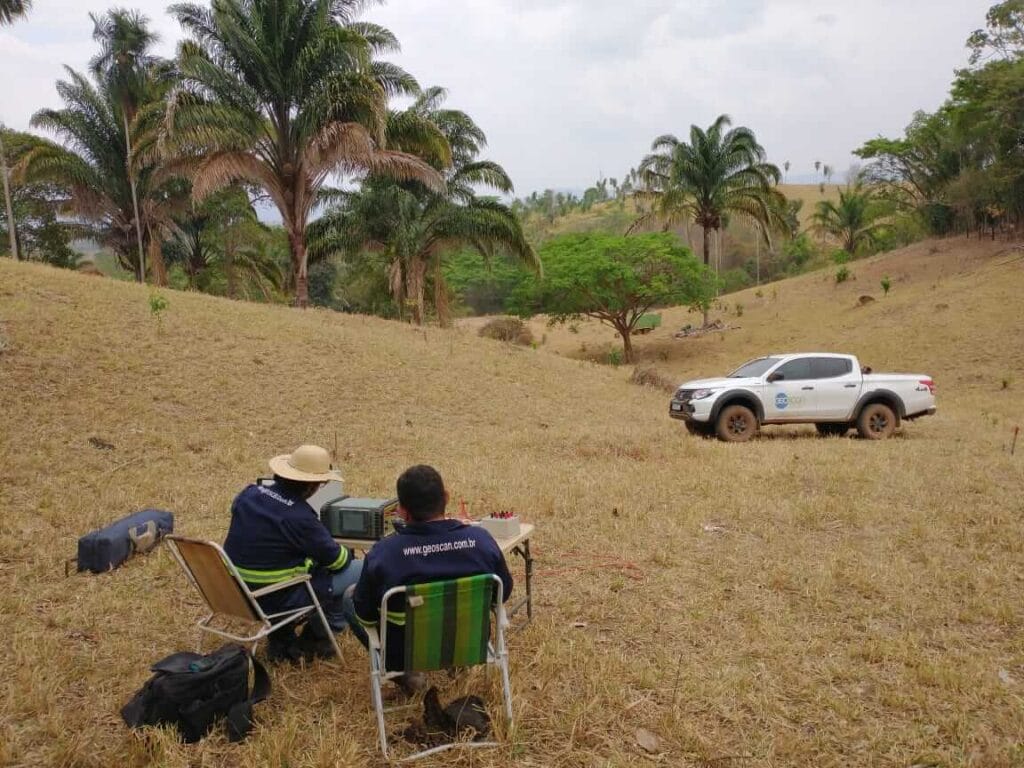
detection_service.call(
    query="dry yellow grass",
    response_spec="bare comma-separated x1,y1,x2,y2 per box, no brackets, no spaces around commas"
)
2,235,1024,767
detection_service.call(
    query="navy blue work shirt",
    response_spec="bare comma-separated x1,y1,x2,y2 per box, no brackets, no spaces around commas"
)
353,519,513,639
224,482,353,614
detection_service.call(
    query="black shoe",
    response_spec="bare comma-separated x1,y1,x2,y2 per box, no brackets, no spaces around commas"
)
266,625,304,665
296,625,337,660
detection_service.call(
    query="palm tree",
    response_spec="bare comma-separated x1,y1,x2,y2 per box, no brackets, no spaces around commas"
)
0,0,31,25
89,9,168,283
20,68,187,276
167,0,442,307
811,180,890,255
310,87,537,325
166,189,283,298
631,114,785,325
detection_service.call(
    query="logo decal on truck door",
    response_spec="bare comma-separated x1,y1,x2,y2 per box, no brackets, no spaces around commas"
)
775,392,789,409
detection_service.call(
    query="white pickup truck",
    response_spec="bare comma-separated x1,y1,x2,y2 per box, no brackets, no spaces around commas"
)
669,353,936,442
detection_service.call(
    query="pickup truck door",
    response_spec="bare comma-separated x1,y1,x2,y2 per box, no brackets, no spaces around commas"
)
765,358,818,420
810,357,862,419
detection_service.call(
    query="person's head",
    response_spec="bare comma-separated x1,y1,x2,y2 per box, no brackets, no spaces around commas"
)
267,444,342,499
396,465,448,522
272,475,323,500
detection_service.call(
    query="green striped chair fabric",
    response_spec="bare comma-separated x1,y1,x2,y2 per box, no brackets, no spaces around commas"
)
403,574,494,672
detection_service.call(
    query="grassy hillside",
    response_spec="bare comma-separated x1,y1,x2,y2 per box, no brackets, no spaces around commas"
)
2,236,1023,766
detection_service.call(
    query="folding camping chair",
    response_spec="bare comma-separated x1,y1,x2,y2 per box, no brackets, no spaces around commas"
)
367,573,513,761
165,535,341,660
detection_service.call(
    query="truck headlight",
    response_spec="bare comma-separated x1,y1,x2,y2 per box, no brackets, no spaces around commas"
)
692,388,718,400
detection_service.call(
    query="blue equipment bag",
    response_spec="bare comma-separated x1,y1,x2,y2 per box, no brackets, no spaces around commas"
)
77,509,174,573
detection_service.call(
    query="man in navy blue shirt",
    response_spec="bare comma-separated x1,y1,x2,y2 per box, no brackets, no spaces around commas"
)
349,465,513,688
224,445,364,662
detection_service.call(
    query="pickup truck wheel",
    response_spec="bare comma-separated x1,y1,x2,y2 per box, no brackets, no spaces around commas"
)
816,423,850,437
716,405,758,442
856,403,896,439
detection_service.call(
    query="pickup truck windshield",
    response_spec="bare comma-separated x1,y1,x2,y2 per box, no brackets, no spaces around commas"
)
729,357,782,378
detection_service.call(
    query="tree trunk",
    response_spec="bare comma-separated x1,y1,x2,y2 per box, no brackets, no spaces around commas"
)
0,130,18,261
123,111,146,283
289,228,308,308
618,324,634,363
225,241,237,299
146,227,167,287
388,258,405,321
407,258,426,325
755,235,760,285
434,260,451,328
702,226,711,327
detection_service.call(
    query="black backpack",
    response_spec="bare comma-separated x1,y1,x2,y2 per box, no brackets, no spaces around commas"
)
121,643,271,743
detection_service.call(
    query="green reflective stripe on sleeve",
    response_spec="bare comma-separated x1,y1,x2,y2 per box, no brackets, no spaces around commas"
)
385,610,406,626
356,613,378,628
326,546,349,571
235,558,313,584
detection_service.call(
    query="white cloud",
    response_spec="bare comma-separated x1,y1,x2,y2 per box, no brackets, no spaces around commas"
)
0,0,992,194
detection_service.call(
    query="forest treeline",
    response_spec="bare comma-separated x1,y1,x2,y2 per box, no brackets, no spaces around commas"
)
1,0,1019,324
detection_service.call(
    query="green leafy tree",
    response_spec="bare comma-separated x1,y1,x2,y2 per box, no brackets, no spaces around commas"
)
968,0,1024,64
1,127,19,260
812,180,890,255
631,115,785,326
310,87,536,325
167,0,443,307
510,233,716,363
443,248,535,315
0,0,31,25
0,128,77,267
855,110,963,230
857,3,1024,235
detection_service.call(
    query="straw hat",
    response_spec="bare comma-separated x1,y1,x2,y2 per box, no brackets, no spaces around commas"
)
268,445,343,483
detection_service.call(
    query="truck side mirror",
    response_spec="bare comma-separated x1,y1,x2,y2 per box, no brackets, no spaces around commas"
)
766,372,783,382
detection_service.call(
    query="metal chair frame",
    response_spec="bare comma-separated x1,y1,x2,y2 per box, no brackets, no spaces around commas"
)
367,573,513,761
165,535,341,660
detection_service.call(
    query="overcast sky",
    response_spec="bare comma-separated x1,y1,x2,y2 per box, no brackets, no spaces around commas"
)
0,0,991,195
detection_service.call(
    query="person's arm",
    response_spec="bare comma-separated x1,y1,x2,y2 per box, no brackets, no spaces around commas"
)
478,534,513,601
495,551,514,602
352,550,380,628
285,516,352,572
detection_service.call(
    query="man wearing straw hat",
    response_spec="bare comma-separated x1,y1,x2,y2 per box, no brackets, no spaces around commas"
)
224,444,365,663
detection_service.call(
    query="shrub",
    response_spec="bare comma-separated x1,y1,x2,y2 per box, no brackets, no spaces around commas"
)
478,316,534,346
832,249,851,265
735,302,744,317
881,276,891,295
149,292,169,333
721,268,751,295
835,266,851,284
606,348,623,366
782,233,815,272
630,365,676,392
